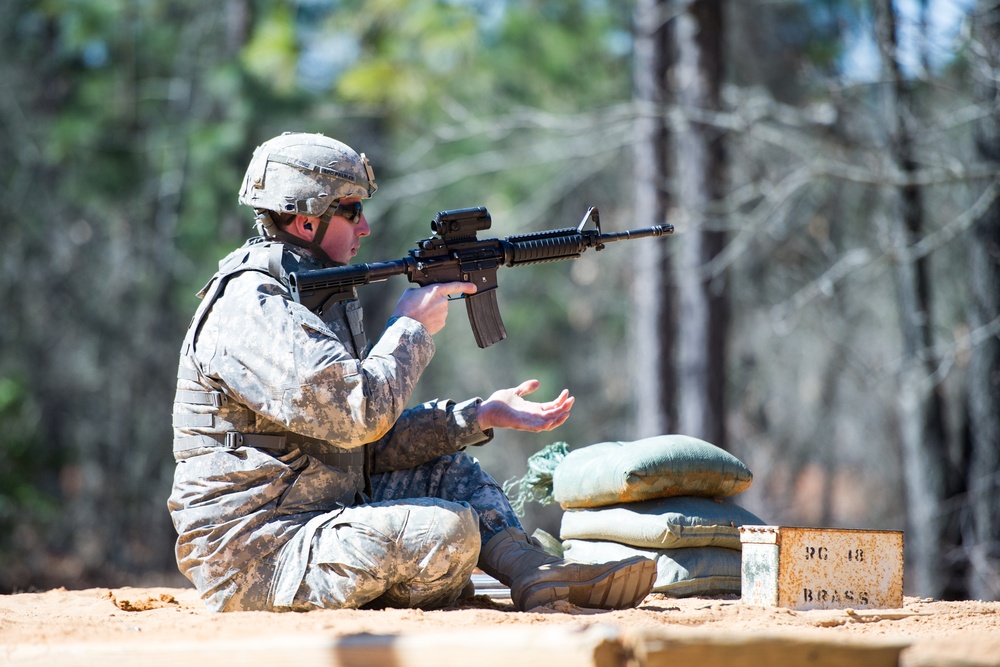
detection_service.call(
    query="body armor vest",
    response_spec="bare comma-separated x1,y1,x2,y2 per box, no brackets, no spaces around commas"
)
171,238,371,495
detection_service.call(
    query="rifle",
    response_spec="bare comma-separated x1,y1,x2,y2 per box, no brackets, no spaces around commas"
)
288,206,673,348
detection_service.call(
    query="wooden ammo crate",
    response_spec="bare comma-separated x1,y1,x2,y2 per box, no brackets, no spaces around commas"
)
740,525,904,611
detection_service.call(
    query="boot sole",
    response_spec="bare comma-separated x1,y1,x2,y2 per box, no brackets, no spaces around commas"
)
514,556,657,611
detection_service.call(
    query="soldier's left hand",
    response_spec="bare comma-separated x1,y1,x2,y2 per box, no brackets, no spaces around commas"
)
477,379,574,433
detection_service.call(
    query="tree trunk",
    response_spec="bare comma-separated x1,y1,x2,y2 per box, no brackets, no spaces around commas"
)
967,0,1000,601
671,0,729,449
874,0,955,599
631,0,676,438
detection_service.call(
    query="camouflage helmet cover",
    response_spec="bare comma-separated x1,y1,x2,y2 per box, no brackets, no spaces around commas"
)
238,132,377,232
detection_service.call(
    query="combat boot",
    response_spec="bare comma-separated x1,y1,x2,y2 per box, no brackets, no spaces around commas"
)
479,527,656,611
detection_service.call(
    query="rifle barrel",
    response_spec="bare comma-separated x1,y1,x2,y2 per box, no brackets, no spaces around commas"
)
599,224,674,242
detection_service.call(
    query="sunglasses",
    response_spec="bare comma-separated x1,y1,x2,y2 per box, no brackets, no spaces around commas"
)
330,200,364,224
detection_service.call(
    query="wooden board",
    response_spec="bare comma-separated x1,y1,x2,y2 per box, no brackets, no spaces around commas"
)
628,627,909,667
3,626,623,667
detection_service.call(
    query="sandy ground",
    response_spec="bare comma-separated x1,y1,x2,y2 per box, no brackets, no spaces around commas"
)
1,584,998,666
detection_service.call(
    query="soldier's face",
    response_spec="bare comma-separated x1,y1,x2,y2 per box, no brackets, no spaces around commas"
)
319,198,370,264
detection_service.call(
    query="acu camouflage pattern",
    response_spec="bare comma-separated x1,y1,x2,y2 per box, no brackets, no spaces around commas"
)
169,239,522,612
238,132,377,238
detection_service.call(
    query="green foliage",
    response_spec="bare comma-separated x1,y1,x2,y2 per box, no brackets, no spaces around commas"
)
242,3,299,95
334,0,480,109
0,378,59,548
478,1,632,108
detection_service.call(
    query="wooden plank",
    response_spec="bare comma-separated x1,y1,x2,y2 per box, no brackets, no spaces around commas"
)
2,626,623,667
628,627,909,667
3,622,922,667
332,625,624,667
899,634,1000,667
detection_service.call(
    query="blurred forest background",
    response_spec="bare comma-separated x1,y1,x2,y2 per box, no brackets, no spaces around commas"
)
0,0,997,601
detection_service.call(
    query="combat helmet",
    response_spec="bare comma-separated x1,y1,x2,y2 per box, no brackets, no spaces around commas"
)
238,132,377,256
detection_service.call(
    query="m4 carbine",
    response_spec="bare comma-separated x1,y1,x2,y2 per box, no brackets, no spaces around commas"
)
288,206,673,348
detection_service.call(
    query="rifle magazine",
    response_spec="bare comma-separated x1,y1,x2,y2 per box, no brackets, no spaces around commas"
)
466,289,507,348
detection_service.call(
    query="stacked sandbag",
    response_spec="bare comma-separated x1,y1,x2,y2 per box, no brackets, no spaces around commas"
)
553,435,765,598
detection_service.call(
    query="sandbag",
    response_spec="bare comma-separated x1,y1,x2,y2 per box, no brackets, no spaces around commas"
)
560,496,765,550
552,435,753,509
562,539,742,598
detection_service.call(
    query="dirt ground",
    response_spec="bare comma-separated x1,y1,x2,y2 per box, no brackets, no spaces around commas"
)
1,584,998,666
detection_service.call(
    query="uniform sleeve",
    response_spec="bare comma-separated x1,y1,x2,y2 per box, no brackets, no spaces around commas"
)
370,397,494,473
195,271,435,448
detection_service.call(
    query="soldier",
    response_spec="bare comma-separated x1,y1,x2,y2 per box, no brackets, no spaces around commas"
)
168,132,655,613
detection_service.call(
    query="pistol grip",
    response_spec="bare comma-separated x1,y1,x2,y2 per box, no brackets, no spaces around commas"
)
465,289,507,348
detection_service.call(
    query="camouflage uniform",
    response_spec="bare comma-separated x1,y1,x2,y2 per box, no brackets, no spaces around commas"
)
168,238,522,612
169,132,655,614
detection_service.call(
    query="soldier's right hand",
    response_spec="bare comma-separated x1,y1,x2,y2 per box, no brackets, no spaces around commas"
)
392,282,477,335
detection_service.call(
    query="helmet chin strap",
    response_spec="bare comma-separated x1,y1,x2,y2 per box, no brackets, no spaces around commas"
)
300,212,334,264
255,209,337,266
